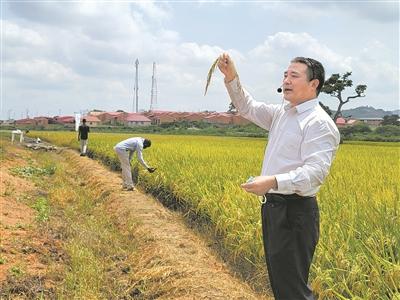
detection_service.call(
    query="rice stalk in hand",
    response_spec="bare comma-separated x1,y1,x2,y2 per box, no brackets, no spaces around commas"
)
204,57,219,96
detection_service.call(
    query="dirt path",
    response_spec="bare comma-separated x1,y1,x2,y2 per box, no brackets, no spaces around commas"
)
1,142,271,299
62,149,270,299
0,144,62,298
0,149,39,282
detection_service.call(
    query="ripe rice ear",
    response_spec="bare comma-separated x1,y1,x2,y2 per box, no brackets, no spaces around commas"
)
204,58,219,96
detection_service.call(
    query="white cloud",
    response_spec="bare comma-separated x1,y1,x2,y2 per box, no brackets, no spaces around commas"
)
133,1,171,22
260,1,399,24
339,1,399,23
3,20,45,47
158,29,180,42
5,59,80,83
250,32,352,71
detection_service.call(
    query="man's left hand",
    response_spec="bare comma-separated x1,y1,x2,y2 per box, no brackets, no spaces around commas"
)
148,167,156,173
241,176,277,196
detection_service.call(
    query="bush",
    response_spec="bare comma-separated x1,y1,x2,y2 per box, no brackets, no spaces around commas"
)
352,123,372,133
375,125,400,136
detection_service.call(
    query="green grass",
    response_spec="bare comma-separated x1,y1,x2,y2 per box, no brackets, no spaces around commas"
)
31,197,50,222
9,265,25,277
31,152,141,299
10,165,56,178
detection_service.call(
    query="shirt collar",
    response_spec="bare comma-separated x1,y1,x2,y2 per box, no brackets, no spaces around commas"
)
295,98,319,114
283,98,319,113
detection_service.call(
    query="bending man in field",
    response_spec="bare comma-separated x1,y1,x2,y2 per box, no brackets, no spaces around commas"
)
114,137,156,191
218,53,340,300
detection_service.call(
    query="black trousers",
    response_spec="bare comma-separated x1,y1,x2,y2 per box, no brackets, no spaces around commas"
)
261,193,319,300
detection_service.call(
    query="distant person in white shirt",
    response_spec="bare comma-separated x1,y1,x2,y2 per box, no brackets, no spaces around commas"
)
218,53,340,300
114,137,156,191
11,129,23,143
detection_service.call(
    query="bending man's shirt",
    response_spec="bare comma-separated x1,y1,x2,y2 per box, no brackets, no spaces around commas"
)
225,77,340,196
115,137,150,169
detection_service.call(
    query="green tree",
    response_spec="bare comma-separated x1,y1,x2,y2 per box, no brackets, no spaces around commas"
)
381,114,400,126
375,125,400,136
227,102,237,114
319,101,332,117
321,72,367,122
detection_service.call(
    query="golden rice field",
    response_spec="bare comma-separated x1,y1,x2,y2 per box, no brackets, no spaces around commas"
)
31,131,400,299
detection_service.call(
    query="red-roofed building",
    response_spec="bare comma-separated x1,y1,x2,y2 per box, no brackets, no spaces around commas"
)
14,117,52,127
97,112,127,125
33,117,49,126
144,110,253,126
346,119,359,126
335,117,347,127
204,113,233,125
182,112,208,122
15,118,36,126
145,111,177,125
202,112,251,125
335,117,360,128
231,114,251,125
88,111,105,117
54,116,75,125
124,113,151,127
82,115,101,127
147,110,172,114
359,118,383,127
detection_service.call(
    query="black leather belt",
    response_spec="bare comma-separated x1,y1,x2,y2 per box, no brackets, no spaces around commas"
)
267,193,314,200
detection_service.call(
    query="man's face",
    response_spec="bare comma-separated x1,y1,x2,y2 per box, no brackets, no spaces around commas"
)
282,62,318,105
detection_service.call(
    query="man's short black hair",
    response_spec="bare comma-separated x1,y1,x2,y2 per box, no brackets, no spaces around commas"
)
291,57,325,96
143,139,151,148
82,118,87,123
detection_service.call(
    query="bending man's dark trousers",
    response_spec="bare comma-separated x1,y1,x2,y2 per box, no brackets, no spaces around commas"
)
261,193,320,300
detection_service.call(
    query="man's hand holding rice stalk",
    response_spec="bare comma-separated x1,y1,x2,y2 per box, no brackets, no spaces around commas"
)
204,53,238,96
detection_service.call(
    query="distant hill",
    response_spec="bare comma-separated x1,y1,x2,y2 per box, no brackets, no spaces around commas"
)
335,106,399,118
392,109,400,115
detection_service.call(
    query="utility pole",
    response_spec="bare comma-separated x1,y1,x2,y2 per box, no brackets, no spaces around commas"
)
134,58,139,113
150,62,157,111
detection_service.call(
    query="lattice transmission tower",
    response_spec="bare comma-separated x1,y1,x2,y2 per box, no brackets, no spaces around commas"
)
150,62,157,111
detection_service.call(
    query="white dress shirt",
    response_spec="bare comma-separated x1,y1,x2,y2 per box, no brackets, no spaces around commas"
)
226,77,340,196
115,137,150,169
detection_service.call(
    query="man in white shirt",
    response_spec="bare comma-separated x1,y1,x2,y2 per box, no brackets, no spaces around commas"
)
11,129,24,143
218,54,340,300
114,137,156,191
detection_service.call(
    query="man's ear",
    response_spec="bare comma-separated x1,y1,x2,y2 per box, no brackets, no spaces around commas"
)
311,79,319,90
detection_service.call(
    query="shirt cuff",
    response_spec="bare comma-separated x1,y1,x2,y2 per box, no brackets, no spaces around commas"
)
224,76,240,92
275,173,292,192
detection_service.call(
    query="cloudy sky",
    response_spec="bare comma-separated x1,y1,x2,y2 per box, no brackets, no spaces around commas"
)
1,0,399,120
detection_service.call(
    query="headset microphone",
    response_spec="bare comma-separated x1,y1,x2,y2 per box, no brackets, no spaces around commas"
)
277,87,282,93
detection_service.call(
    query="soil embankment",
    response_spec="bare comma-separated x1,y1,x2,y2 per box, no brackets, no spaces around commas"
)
0,141,270,299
